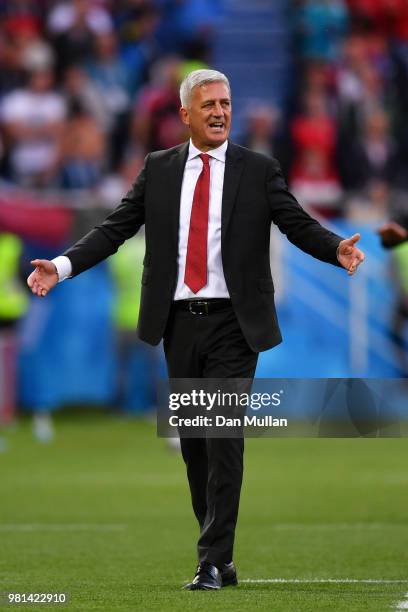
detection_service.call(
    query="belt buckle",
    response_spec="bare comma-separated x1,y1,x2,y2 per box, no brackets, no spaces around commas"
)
189,300,209,315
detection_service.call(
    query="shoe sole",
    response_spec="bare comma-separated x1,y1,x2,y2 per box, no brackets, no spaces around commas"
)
184,585,221,591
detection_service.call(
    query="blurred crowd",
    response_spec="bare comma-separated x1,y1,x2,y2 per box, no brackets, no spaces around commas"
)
1,0,408,223
241,0,408,222
1,0,408,431
0,0,220,193
0,0,221,433
283,0,408,220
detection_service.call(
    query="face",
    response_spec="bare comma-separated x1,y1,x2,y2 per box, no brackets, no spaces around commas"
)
30,69,53,92
180,81,231,151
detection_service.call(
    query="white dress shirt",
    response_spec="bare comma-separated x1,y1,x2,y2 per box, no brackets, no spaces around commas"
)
53,139,230,300
174,139,229,299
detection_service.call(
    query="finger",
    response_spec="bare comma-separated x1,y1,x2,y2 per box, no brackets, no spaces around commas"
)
346,233,361,246
349,248,365,261
35,283,44,296
348,257,363,274
353,249,365,263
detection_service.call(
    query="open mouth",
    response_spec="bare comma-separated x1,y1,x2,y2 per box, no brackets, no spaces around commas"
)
208,122,225,131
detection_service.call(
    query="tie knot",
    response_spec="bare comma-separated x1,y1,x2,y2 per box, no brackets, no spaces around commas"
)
200,153,210,166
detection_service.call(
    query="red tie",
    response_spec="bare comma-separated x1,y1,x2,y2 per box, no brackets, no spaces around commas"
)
184,153,211,293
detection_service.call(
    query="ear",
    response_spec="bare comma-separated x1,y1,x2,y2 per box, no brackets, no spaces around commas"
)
179,106,190,127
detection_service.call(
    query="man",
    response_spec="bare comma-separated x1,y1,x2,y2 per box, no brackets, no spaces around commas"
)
378,216,408,375
27,69,365,591
378,218,408,248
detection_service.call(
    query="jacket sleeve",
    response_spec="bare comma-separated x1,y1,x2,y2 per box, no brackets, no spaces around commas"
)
266,157,343,267
63,155,148,277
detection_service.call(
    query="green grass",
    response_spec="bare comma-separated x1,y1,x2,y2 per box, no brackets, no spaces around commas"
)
1,413,408,611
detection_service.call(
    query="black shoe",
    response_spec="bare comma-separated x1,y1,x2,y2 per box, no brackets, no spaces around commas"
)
183,562,222,590
221,561,238,587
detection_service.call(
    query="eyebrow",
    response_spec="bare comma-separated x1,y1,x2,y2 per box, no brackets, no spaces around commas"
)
201,98,231,105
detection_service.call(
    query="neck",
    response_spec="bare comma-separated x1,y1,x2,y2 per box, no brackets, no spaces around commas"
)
191,138,227,153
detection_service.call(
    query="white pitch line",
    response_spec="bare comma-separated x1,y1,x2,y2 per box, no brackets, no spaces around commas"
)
395,592,408,609
267,523,408,530
241,579,408,584
0,524,127,532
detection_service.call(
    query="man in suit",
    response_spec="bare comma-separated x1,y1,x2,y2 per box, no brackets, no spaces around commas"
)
378,217,408,248
27,69,365,591
378,215,408,375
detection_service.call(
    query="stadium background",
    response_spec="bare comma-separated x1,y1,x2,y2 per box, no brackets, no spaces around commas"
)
1,1,408,610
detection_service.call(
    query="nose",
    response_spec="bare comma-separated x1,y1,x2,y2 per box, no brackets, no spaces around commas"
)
213,102,224,117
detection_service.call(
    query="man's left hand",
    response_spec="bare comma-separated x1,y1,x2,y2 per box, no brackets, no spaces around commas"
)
337,233,365,275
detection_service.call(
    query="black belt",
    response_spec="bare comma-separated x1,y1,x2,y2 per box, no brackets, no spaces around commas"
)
173,299,231,315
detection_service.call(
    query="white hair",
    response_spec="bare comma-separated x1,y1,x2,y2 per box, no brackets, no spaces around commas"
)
180,69,231,108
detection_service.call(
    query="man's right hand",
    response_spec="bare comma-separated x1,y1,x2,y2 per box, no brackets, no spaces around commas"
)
378,222,408,248
27,259,59,297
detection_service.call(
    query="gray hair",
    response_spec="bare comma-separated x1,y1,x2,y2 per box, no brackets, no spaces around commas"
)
180,69,231,108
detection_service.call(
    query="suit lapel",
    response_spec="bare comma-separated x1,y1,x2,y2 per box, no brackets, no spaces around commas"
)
221,142,245,241
167,141,189,251
165,140,244,250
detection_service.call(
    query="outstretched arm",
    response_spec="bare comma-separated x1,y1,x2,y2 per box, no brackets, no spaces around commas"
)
267,158,365,273
27,156,149,297
63,155,148,277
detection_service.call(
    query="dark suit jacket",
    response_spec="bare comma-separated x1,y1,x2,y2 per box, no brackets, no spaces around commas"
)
64,141,343,352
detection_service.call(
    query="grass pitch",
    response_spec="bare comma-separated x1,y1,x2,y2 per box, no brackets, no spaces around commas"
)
1,412,408,611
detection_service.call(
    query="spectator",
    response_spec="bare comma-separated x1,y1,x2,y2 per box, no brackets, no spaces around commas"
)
59,99,106,190
47,0,113,36
1,67,66,187
389,242,408,376
346,179,392,222
0,20,40,95
290,89,338,179
0,0,44,23
3,14,55,74
156,0,220,58
131,56,187,154
108,233,160,414
339,109,405,190
346,0,385,30
48,1,98,77
114,1,160,94
303,60,337,99
239,103,291,175
290,147,343,218
337,38,397,143
97,152,144,207
86,31,133,167
62,64,110,133
0,233,28,426
297,0,349,61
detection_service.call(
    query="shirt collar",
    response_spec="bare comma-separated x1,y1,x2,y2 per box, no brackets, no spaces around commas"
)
188,138,228,163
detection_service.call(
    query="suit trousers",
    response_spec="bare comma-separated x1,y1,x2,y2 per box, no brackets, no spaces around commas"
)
163,301,258,566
